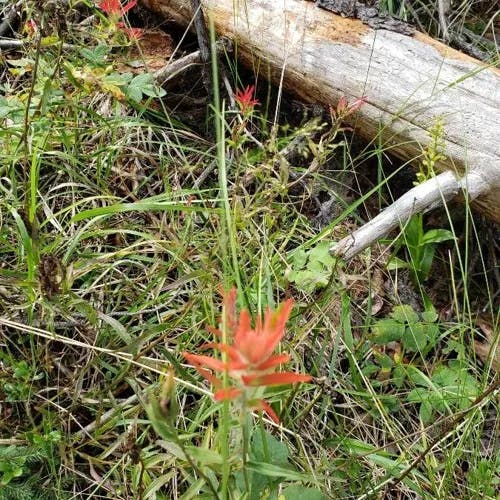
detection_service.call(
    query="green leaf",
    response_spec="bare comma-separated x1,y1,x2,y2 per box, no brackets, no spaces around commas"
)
103,71,133,86
251,429,289,466
404,215,422,248
423,322,440,349
392,364,407,389
387,255,411,271
391,305,419,324
419,399,433,423
421,229,455,244
361,363,380,377
184,446,224,466
371,319,405,344
246,461,308,482
72,196,215,222
381,395,400,413
376,352,393,370
432,366,458,387
309,241,334,266
281,485,327,500
406,366,431,387
407,387,429,404
418,244,436,279
80,45,109,65
289,270,327,293
126,84,143,103
126,73,166,102
288,242,334,293
130,73,153,87
402,323,428,352
421,308,438,322
290,248,308,269
144,394,177,441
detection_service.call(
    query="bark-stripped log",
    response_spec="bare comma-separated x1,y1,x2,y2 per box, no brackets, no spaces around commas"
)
140,0,500,230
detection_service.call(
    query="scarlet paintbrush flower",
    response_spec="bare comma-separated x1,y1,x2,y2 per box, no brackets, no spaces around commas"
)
330,95,367,121
98,0,137,18
183,288,311,423
234,84,259,114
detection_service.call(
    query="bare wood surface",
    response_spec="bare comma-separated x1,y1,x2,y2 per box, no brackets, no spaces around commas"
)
140,0,500,222
331,170,488,259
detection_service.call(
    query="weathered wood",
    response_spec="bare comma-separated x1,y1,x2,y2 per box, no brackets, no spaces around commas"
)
330,171,488,260
140,0,500,223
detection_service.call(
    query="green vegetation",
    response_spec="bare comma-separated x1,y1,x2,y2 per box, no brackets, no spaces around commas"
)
0,1,498,499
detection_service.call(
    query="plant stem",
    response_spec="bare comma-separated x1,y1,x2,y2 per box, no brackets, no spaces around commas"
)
209,15,232,499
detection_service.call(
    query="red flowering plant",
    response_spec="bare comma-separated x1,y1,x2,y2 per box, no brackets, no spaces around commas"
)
97,0,143,40
329,95,367,128
98,0,137,18
183,288,311,423
234,85,259,116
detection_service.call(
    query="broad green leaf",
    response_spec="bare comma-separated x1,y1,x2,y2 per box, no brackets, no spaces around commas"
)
184,446,224,465
421,308,438,322
251,429,289,466
309,241,334,266
361,363,379,377
421,229,455,244
419,244,436,279
391,305,419,324
423,322,440,348
130,73,153,87
103,71,133,86
405,215,422,248
402,324,428,352
407,387,429,404
432,366,458,387
157,440,224,466
366,452,406,474
406,366,431,387
290,248,308,269
246,462,308,482
80,45,109,65
392,364,407,389
376,352,394,370
281,485,327,500
126,84,143,103
419,399,433,423
371,319,405,344
387,255,411,271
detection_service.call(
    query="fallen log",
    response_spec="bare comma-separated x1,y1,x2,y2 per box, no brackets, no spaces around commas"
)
140,0,499,256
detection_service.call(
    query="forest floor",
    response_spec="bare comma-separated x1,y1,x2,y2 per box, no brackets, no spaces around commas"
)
0,1,498,499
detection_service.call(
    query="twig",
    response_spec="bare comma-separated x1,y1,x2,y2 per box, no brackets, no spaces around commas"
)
154,38,232,86
0,438,27,445
191,0,212,98
437,0,451,41
0,38,76,50
331,170,489,260
74,393,139,439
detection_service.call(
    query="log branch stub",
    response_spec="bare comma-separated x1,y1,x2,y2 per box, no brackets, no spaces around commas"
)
330,171,488,260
